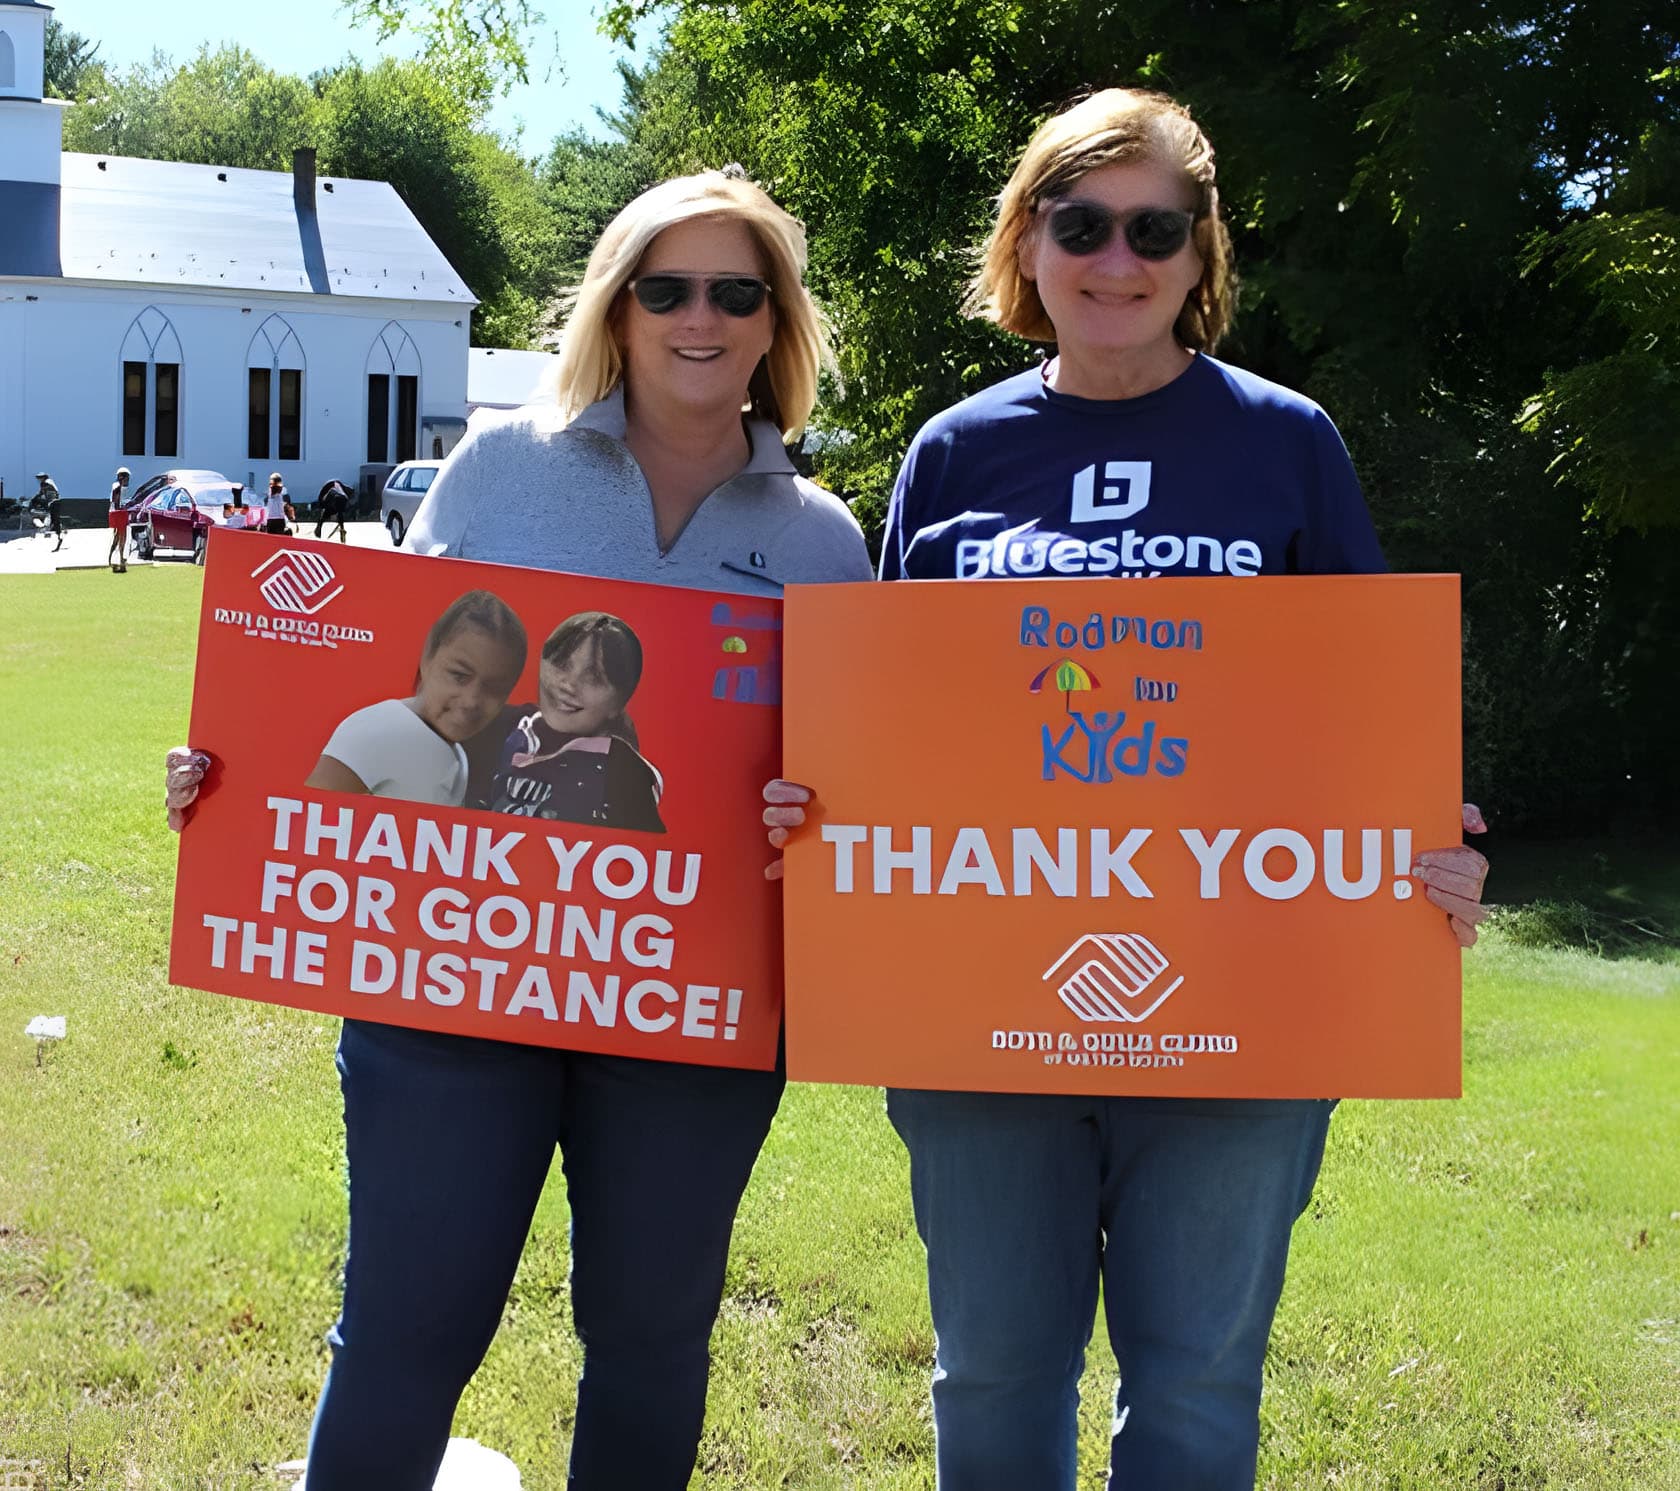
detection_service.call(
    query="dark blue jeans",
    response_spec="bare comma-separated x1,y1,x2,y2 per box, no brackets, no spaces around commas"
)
304,1019,783,1490
887,1089,1335,1491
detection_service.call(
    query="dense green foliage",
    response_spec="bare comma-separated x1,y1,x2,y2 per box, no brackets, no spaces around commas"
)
43,3,1680,831
42,18,100,101
61,44,318,171
313,60,568,347
598,0,1680,833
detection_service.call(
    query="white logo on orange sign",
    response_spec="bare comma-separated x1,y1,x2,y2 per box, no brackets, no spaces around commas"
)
1043,932,1183,1023
251,550,344,616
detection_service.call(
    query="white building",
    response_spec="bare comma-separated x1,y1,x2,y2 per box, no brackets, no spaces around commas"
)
0,0,475,510
467,347,558,418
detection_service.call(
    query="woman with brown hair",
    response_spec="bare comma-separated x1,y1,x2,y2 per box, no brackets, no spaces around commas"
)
767,89,1489,1489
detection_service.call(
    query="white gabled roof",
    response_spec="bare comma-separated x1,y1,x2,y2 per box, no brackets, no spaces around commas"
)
56,152,478,305
468,346,559,408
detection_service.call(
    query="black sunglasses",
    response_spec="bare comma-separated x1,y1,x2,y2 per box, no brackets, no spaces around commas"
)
1037,200,1196,261
627,273,772,317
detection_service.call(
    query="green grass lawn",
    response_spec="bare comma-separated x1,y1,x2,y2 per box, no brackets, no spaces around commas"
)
2,569,1677,1490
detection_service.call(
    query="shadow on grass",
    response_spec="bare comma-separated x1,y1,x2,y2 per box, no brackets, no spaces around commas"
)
1481,831,1680,962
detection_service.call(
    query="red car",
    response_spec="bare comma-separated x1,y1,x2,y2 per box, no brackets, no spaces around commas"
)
131,477,252,563
123,468,228,512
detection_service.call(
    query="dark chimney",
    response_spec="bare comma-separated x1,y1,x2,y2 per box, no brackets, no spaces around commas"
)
292,147,317,213
293,146,331,295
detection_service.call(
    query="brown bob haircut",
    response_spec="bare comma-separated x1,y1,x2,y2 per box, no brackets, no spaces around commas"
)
966,89,1237,352
540,611,645,745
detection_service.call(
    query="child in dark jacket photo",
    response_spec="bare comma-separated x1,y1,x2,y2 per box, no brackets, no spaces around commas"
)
472,611,665,833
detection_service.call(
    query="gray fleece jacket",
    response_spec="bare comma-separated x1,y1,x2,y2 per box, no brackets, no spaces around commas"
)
402,388,873,591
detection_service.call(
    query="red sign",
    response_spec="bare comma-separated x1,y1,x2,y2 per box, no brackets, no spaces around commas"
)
171,532,784,1068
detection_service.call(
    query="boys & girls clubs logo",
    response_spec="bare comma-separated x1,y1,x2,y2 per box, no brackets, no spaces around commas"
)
1045,932,1184,1023
209,549,376,649
1015,931,1236,1069
255,549,343,615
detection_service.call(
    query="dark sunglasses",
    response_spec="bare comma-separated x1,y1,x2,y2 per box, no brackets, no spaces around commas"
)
1037,199,1196,261
627,273,772,317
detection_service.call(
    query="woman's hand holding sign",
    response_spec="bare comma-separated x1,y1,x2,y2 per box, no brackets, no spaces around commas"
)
762,778,812,881
165,747,212,833
1411,802,1491,947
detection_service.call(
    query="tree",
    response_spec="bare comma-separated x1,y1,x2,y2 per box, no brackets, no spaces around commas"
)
314,59,567,346
43,18,100,100
541,58,713,252
600,0,1678,829
60,45,317,170
463,129,574,345
342,0,547,103
1519,182,1680,531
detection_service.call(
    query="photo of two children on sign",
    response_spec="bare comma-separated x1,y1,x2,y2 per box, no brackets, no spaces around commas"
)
303,589,666,834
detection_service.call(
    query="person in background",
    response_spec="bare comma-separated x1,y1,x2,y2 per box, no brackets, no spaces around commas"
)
315,478,351,542
33,472,63,552
222,486,249,529
108,466,131,572
264,472,290,535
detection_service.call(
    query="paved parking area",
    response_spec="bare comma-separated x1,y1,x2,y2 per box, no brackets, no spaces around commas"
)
0,521,398,576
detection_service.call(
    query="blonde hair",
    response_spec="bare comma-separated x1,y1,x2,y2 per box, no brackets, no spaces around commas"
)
551,171,831,440
967,89,1237,352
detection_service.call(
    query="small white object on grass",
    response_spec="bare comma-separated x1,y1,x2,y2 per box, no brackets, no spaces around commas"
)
26,1015,66,1066
289,1438,522,1490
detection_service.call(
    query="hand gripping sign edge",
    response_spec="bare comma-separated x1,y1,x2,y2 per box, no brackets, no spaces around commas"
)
1042,932,1184,1023
251,549,345,617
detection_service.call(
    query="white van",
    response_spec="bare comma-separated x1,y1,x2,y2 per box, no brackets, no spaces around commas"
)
380,461,442,545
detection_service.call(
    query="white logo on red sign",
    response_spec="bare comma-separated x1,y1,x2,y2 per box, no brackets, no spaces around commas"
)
252,550,344,616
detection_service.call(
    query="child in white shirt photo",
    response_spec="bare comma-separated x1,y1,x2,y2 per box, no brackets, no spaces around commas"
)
307,591,529,806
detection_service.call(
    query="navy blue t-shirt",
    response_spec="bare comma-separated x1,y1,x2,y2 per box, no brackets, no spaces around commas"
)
881,354,1385,582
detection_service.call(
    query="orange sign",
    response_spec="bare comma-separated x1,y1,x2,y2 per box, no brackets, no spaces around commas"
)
782,576,1463,1098
171,531,784,1068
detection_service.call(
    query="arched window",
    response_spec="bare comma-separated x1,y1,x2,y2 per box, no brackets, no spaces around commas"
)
119,307,184,459
0,31,17,91
246,314,306,462
365,322,422,464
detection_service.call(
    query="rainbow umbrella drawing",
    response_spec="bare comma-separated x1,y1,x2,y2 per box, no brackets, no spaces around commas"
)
1029,657,1101,713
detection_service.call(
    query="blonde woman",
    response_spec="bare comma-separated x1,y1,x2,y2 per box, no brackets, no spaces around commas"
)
766,92,1488,1488
169,170,871,1489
